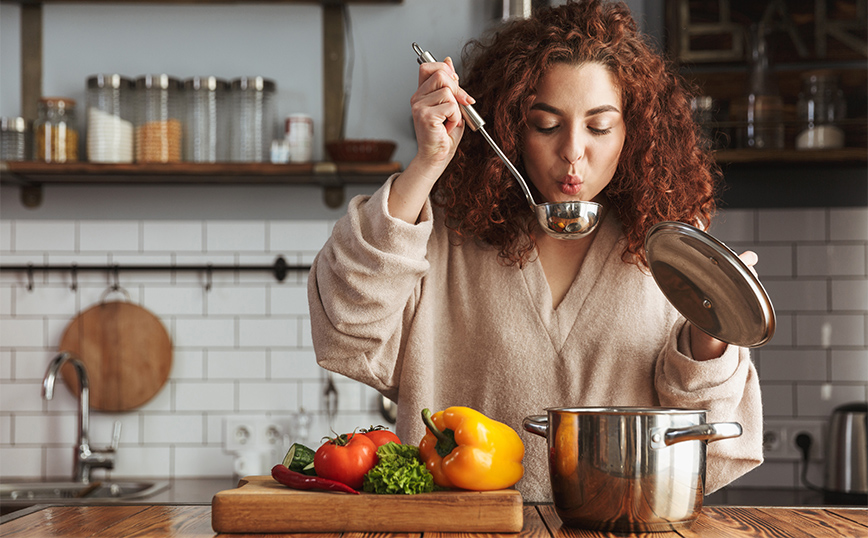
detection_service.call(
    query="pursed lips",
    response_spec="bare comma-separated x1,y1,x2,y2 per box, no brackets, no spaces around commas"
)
560,173,582,185
558,174,583,196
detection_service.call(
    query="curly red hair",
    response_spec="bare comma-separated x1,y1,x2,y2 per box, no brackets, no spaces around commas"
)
433,0,719,267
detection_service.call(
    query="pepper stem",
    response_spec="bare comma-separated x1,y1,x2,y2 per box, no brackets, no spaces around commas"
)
421,409,447,442
421,408,458,458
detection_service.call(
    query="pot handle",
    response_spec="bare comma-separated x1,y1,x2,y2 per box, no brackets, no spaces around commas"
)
651,422,742,449
522,415,549,437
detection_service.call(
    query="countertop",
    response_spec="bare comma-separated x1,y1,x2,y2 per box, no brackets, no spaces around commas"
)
146,478,850,507
0,476,842,507
0,478,239,517
1,503,866,537
132,478,239,504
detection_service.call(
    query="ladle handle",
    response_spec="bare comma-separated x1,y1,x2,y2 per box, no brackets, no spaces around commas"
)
412,42,484,133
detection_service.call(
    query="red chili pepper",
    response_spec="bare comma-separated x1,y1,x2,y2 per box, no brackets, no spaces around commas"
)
271,464,359,495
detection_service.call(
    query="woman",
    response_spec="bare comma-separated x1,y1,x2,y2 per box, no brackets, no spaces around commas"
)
309,0,763,501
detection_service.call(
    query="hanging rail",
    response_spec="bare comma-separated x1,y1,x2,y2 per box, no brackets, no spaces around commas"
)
0,256,309,291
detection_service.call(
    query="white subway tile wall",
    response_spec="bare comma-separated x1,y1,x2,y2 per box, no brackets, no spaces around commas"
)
0,208,866,489
711,207,868,488
0,218,384,480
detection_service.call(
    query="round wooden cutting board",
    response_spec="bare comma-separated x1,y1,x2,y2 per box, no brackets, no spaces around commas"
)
59,300,172,412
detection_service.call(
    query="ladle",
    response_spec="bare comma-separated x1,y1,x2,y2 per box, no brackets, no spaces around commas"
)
413,42,602,239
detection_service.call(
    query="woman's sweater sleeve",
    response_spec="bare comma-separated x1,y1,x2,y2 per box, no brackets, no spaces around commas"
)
308,175,434,397
655,321,764,493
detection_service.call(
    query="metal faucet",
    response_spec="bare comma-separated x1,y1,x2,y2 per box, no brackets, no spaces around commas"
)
43,352,121,483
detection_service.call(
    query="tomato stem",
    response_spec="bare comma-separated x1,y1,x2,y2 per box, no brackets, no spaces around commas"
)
324,430,360,447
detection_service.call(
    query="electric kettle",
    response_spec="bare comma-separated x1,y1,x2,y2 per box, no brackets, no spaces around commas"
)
825,402,868,505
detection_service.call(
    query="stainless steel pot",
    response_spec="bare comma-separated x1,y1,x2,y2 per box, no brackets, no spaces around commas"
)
523,407,742,532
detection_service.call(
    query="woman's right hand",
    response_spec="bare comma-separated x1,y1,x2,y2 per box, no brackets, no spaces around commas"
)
409,56,475,182
389,57,475,224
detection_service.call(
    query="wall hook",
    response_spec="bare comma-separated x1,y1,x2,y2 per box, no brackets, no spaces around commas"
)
111,265,120,292
205,264,213,292
70,264,78,292
26,263,34,291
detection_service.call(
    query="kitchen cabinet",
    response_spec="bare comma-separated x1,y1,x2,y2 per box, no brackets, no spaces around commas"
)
0,0,402,209
665,0,868,208
0,503,866,537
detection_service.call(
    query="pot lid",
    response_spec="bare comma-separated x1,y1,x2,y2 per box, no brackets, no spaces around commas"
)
645,221,775,348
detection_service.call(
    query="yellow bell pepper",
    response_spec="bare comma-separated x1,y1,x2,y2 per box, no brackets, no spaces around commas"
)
418,407,524,491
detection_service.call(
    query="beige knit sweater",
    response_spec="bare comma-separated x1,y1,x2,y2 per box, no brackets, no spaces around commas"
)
309,175,763,502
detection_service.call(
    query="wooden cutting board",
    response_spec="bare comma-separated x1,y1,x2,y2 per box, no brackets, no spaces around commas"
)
211,475,524,533
59,300,172,411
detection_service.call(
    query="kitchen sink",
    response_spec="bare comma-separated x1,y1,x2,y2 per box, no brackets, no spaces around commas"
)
0,480,170,504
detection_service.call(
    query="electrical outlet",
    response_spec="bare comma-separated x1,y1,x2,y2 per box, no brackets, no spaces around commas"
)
789,423,824,461
260,420,286,448
224,418,288,452
224,418,257,452
763,420,824,461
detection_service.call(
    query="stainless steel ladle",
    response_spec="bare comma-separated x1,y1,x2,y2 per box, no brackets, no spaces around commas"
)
413,43,602,239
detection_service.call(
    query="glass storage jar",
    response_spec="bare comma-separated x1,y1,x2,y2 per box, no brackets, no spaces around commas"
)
87,74,134,163
134,74,183,163
33,97,79,162
229,76,276,162
184,76,229,162
796,71,846,150
1,116,28,161
735,25,784,150
285,113,313,163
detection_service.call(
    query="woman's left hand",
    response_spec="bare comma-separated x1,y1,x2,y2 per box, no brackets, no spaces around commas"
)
689,251,758,361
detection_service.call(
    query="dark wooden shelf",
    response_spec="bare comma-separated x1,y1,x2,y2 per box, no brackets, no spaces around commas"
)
2,154,866,210
0,161,400,185
2,148,862,186
0,161,401,208
715,147,867,164
2,0,401,4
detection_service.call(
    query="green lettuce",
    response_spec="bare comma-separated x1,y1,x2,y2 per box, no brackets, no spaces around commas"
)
362,442,435,495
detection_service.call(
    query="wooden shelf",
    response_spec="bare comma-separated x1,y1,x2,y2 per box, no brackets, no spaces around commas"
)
2,148,862,186
0,161,401,208
714,148,867,165
4,0,402,4
3,152,865,211
2,148,862,187
0,161,401,185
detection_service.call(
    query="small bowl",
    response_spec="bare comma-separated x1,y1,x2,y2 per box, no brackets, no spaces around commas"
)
325,139,396,162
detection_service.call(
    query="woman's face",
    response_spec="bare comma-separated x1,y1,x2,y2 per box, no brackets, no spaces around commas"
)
521,62,626,205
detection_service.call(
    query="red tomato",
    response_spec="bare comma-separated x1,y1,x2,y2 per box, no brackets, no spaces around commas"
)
362,426,401,448
314,432,378,490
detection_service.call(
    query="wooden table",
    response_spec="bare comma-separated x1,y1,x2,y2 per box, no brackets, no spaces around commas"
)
0,504,865,537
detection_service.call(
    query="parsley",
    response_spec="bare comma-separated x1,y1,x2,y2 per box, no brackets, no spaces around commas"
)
362,442,435,495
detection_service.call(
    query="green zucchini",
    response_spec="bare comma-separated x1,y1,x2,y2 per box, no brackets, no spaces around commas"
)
301,461,316,476
282,443,316,475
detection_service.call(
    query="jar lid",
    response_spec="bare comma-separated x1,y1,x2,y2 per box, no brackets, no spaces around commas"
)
87,74,134,89
230,76,276,92
184,76,229,91
0,117,27,132
135,74,182,90
39,97,76,108
287,113,312,120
